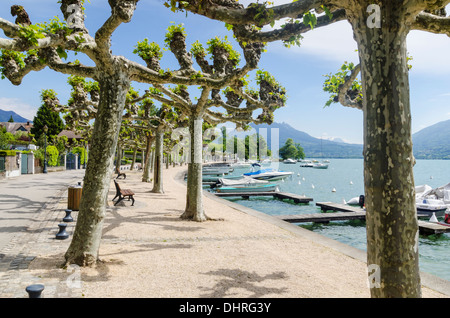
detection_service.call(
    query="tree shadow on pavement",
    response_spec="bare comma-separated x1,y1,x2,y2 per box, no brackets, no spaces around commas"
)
199,268,289,298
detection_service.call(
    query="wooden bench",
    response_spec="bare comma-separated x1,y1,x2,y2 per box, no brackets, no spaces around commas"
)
116,172,126,179
112,180,135,206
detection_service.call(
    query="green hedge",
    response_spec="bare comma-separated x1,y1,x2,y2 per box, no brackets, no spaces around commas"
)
0,150,17,156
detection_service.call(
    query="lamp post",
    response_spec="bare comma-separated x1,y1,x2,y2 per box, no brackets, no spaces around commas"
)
43,125,48,174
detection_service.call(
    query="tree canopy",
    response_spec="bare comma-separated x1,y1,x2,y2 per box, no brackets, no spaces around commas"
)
30,90,64,139
279,138,305,160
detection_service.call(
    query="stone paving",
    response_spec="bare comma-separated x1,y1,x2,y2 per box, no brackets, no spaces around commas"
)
0,181,83,298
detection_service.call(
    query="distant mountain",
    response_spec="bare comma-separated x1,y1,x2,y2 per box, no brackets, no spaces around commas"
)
0,109,32,123
248,122,363,158
412,119,450,159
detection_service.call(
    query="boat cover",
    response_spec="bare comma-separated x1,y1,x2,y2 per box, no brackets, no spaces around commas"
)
219,176,268,186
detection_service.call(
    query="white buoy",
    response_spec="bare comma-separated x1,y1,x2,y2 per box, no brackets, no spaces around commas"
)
297,173,300,176
350,181,353,185
332,188,336,192
302,177,305,181
429,212,438,223
311,184,315,189
342,198,347,204
298,181,301,185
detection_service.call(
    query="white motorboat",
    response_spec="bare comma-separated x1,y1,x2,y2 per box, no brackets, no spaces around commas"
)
216,176,269,187
215,183,280,193
283,158,297,164
312,163,329,169
416,198,448,217
299,160,314,167
415,183,450,216
231,162,251,169
202,164,233,175
244,168,293,181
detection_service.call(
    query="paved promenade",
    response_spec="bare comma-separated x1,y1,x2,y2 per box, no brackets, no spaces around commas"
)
0,166,449,299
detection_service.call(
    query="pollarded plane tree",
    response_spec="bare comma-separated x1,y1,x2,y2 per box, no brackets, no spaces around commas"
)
0,1,263,266
123,94,187,194
49,78,163,185
167,0,450,297
120,95,155,177
132,24,286,221
45,75,100,145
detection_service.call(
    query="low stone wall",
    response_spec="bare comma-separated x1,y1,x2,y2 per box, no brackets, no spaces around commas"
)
0,150,20,180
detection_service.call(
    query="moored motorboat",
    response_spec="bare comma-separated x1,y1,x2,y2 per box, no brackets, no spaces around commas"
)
244,168,293,181
312,163,328,169
299,160,314,167
415,183,450,217
231,161,251,169
202,164,233,175
283,158,297,164
216,176,269,187
416,198,448,217
215,183,279,193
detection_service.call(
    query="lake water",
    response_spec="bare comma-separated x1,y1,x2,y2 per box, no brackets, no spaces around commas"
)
212,159,450,282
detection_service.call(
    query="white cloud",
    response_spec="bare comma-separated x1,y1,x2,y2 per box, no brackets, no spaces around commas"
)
267,20,359,63
407,31,450,75
0,98,37,121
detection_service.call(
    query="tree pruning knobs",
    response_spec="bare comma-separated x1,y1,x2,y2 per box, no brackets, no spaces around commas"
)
25,284,45,298
56,223,69,240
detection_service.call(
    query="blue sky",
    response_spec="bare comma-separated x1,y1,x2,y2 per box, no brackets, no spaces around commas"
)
1,0,449,145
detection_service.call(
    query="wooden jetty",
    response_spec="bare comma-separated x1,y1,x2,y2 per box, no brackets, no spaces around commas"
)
214,191,313,204
418,220,450,235
274,201,450,235
316,202,365,213
277,211,366,223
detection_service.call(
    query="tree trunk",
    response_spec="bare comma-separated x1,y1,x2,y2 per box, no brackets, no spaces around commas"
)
182,116,208,221
151,127,164,193
142,135,153,182
115,143,122,174
65,71,130,266
349,2,421,297
130,147,137,171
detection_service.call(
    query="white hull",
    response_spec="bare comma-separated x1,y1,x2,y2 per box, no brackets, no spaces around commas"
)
216,184,279,193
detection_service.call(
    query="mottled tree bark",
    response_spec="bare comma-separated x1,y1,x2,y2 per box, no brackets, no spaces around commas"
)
115,143,122,174
130,147,137,171
348,2,421,297
142,135,154,183
151,127,164,193
181,116,207,221
65,70,130,266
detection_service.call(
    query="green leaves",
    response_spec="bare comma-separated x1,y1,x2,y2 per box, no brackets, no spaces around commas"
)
163,0,187,13
322,61,362,107
133,39,163,60
248,1,275,27
190,40,206,59
206,36,241,65
321,5,333,20
17,16,72,47
302,12,317,30
17,24,45,46
164,23,186,47
0,50,26,79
